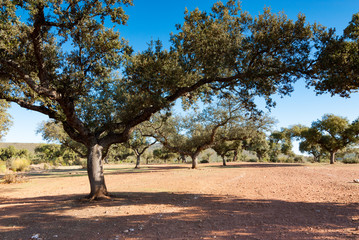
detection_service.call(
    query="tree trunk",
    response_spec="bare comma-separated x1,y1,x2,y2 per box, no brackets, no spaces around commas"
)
233,150,238,162
222,155,227,166
191,154,198,169
135,155,141,168
180,154,187,163
330,151,336,164
256,152,262,162
87,144,108,200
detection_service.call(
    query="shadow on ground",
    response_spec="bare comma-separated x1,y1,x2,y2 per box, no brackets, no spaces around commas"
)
1,191,358,240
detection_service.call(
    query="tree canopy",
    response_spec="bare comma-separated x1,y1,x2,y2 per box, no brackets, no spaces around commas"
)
311,12,359,97
0,100,12,140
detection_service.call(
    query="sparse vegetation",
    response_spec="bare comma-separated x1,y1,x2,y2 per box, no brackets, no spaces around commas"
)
2,173,28,184
9,157,31,172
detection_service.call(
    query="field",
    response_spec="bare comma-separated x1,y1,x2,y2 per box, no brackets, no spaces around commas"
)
1,162,359,240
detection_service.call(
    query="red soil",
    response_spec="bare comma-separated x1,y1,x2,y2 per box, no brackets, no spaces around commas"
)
1,162,359,239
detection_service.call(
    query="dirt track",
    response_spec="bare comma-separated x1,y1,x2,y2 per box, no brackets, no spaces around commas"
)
1,162,359,239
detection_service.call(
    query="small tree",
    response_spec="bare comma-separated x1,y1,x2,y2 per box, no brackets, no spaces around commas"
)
153,148,178,163
126,128,157,168
292,115,359,164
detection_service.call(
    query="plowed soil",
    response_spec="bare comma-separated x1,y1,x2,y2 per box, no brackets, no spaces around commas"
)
1,162,359,240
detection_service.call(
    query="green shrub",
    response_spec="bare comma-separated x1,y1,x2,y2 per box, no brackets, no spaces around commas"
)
9,158,30,172
200,159,209,163
342,158,359,164
248,158,257,162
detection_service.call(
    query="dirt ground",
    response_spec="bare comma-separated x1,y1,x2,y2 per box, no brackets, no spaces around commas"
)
0,162,359,240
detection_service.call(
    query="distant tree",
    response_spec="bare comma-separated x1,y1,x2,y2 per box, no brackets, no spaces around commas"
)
105,144,133,163
270,128,295,157
37,120,86,158
148,99,252,168
126,129,157,168
292,114,359,164
244,132,270,161
0,100,12,140
0,0,314,199
213,114,274,166
0,145,30,161
290,125,326,162
212,140,237,166
152,148,178,164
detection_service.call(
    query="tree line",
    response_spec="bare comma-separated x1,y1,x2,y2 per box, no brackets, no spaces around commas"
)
1,0,359,199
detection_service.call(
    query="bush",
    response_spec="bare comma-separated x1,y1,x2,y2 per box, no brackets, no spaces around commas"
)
9,158,30,172
0,161,6,173
342,158,359,164
2,173,28,184
200,159,209,163
248,158,257,162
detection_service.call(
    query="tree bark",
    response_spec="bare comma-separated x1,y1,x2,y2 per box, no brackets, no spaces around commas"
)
191,154,199,169
87,144,108,200
222,155,227,166
330,151,336,164
135,155,141,168
180,154,187,163
233,150,238,162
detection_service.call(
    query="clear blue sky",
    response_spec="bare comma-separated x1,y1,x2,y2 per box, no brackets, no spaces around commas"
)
4,0,359,153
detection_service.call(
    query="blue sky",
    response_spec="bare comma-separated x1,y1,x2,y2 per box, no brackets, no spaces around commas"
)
4,0,359,154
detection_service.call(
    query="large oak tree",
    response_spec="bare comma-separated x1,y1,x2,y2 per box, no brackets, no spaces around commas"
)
0,0,313,199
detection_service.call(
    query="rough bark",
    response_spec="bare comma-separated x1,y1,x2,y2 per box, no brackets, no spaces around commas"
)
233,150,238,162
330,151,336,164
222,155,227,166
87,144,108,200
135,155,141,168
191,154,199,169
180,154,187,163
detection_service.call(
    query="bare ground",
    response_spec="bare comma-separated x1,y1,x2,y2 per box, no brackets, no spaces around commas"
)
0,162,359,240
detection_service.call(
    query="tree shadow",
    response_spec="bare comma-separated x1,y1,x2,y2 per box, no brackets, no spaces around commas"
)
1,192,358,240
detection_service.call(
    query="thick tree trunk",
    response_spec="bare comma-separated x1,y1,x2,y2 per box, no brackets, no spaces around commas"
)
135,155,141,168
87,144,108,200
222,155,227,166
191,154,198,169
330,151,336,164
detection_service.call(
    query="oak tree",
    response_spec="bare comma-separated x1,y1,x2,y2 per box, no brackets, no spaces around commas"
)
1,0,313,198
293,114,359,164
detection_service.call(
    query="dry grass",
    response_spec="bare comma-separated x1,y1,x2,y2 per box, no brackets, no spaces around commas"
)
1,173,28,184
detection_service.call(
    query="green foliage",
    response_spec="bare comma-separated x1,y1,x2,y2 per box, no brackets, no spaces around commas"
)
9,158,30,172
153,148,178,163
34,144,80,166
292,114,359,163
200,159,209,164
0,146,31,161
0,100,12,140
311,12,359,97
0,160,6,173
105,144,134,163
